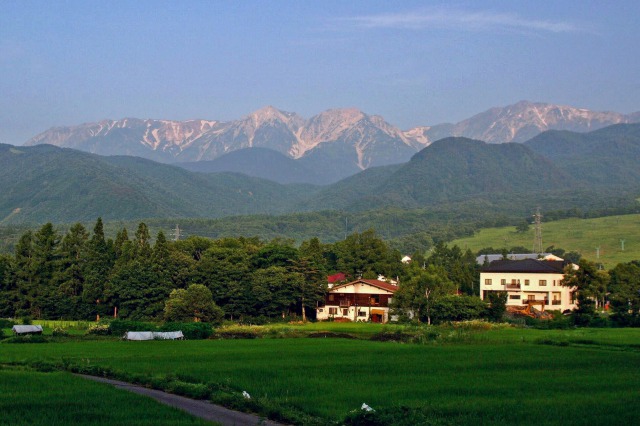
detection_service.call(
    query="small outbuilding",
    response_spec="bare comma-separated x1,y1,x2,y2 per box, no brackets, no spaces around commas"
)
12,325,43,335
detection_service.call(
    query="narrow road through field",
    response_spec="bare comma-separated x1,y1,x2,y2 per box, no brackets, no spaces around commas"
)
77,374,283,426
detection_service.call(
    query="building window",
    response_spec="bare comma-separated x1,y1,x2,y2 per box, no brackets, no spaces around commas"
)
485,279,492,285
509,295,521,300
328,294,334,302
358,311,366,317
342,309,348,316
524,280,530,286
328,307,337,315
370,295,380,305
528,295,536,301
318,308,324,313
539,280,547,286
501,279,506,285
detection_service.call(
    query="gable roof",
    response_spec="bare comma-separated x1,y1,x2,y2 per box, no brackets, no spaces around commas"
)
330,279,398,293
481,259,568,274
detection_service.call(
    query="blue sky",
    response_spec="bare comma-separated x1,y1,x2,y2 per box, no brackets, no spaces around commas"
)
1,1,639,144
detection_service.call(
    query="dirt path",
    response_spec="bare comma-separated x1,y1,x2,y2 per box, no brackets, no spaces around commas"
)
77,374,283,426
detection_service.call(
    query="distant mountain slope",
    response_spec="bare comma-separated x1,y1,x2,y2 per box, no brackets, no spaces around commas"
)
364,137,574,209
432,100,637,144
296,163,404,211
24,101,638,184
0,144,315,224
176,147,327,184
525,123,640,186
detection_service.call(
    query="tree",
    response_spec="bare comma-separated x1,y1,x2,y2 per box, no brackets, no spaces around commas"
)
83,218,114,319
561,259,609,325
250,266,305,318
486,291,508,322
431,295,487,324
515,220,530,233
608,261,640,326
164,284,224,324
391,265,455,325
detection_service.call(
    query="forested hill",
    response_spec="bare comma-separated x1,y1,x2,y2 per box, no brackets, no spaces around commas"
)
2,122,640,226
525,123,640,187
0,144,315,224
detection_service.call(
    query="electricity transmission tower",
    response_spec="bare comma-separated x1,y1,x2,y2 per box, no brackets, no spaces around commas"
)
532,208,543,254
171,224,182,241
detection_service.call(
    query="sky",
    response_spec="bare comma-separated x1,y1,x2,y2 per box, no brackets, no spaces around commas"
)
1,0,639,145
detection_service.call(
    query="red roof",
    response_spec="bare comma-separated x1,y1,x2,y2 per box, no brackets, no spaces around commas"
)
331,279,398,293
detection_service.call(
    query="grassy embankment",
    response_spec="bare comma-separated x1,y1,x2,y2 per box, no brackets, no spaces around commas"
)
2,323,640,425
451,213,640,269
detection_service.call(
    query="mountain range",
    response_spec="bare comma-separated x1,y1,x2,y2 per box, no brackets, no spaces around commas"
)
24,101,640,184
4,123,640,225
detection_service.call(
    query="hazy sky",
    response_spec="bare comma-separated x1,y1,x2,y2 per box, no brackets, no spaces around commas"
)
1,1,639,144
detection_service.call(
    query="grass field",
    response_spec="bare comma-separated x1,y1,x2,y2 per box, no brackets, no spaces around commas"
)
451,213,640,269
2,325,640,425
0,367,212,426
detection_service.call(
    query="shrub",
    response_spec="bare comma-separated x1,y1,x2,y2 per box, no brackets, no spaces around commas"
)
431,295,487,324
108,320,156,336
160,322,212,340
213,325,261,339
3,335,47,344
21,316,32,325
0,319,16,329
86,324,111,335
369,331,414,343
52,327,69,337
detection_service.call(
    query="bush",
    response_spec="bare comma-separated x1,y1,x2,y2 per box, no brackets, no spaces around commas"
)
0,319,16,329
21,316,32,325
213,325,261,339
108,320,157,336
86,324,111,335
2,335,47,344
52,327,69,337
160,322,213,340
431,295,487,324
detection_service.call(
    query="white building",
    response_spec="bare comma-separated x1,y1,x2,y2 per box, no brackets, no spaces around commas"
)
479,259,577,312
316,279,398,323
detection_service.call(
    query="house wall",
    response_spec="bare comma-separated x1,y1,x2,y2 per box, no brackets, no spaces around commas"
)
480,271,576,311
316,305,391,322
316,282,395,322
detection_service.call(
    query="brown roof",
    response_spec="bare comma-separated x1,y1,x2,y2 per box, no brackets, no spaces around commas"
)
331,279,398,293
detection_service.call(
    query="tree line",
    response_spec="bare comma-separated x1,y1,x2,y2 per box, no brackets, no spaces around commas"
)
1,217,638,326
0,219,478,322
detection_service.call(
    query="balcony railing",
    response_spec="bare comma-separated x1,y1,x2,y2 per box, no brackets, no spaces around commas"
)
505,284,521,290
552,300,561,305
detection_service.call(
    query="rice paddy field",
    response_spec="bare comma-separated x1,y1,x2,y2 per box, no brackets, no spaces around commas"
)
1,323,640,425
0,368,211,426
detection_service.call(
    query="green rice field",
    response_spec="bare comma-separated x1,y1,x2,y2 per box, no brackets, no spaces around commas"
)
1,324,640,425
0,368,211,426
